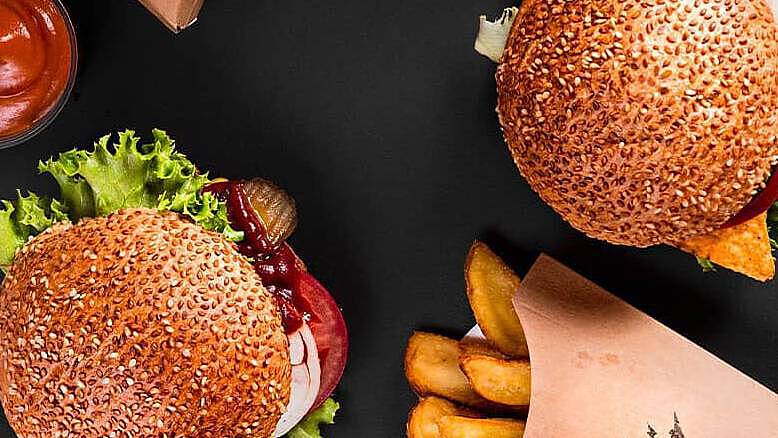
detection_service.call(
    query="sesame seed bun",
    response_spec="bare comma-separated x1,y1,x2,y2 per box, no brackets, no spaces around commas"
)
0,209,290,437
496,0,778,247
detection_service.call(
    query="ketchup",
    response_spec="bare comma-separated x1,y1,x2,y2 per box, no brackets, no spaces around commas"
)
0,0,74,139
205,181,310,333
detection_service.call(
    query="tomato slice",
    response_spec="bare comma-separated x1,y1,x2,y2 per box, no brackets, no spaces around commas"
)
292,272,348,409
723,167,778,228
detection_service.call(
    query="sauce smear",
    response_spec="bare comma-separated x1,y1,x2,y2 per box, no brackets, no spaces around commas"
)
205,181,309,333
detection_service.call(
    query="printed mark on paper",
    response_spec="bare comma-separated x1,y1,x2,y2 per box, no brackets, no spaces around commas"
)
647,413,685,438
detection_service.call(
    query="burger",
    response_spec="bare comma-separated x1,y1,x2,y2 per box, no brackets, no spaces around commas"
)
0,130,348,437
475,0,778,281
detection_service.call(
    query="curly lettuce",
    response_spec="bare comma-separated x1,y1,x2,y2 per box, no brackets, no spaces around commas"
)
286,399,340,438
0,130,242,271
0,193,68,269
695,256,716,272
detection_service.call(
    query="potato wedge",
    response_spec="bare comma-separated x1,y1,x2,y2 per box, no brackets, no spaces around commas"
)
438,416,526,438
465,242,528,357
459,336,509,360
407,397,479,438
405,332,489,407
460,354,531,406
405,332,523,413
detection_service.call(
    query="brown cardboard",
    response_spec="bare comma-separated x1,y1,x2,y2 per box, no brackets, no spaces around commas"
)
138,0,204,33
504,255,778,437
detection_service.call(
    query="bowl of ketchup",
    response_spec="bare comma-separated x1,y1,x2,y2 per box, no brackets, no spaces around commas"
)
0,0,77,149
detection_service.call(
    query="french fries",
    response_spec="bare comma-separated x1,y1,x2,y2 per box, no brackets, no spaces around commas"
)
459,354,531,406
407,397,480,438
404,242,532,437
404,332,493,408
465,241,529,357
438,416,526,438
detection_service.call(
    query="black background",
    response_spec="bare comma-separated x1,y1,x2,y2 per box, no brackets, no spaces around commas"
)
0,1,776,436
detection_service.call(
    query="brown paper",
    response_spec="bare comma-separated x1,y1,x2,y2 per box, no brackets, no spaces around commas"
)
138,0,204,33
510,255,778,437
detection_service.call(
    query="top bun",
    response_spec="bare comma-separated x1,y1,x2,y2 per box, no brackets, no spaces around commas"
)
496,0,778,246
0,209,290,437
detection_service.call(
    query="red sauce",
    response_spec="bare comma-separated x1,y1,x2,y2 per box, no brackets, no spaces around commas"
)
0,0,74,138
722,167,778,228
205,181,310,333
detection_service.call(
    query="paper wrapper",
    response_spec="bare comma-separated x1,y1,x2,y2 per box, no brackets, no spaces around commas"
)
138,0,204,33
509,255,778,437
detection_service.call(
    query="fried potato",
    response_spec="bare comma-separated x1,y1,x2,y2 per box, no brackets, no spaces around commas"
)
465,242,528,357
459,354,531,406
405,332,490,407
438,416,526,438
459,336,509,360
407,397,480,438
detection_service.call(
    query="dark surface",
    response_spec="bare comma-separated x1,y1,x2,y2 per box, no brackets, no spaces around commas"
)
0,1,776,436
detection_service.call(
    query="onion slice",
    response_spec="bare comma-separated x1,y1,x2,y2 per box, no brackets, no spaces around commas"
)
474,7,519,63
274,324,322,437
288,330,305,366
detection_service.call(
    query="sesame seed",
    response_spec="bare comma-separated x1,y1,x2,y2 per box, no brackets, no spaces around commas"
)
494,0,778,246
0,209,292,434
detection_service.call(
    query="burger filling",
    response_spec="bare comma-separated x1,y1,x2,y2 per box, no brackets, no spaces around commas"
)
689,167,778,278
722,168,778,229
203,179,309,334
0,130,345,437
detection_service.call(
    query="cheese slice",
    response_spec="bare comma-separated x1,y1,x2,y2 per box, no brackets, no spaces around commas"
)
679,212,775,281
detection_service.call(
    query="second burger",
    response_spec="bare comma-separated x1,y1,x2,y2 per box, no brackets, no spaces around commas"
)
476,0,778,281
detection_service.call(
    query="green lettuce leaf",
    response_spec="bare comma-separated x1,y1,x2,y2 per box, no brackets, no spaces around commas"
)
0,202,27,271
15,191,68,232
696,256,715,272
39,129,242,240
768,203,778,251
286,399,340,438
0,129,243,271
0,193,70,270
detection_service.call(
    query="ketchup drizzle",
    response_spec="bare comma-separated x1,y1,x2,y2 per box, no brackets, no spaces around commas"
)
205,180,308,333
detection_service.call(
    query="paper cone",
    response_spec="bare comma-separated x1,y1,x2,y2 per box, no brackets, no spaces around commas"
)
497,255,778,437
138,0,204,33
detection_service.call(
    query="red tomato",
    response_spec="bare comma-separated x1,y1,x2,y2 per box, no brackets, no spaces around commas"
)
292,272,348,409
723,167,778,228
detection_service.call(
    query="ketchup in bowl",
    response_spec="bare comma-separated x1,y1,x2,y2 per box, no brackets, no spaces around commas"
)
0,0,77,147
